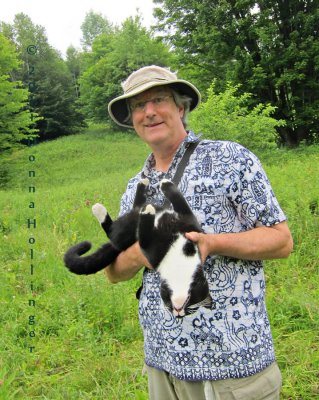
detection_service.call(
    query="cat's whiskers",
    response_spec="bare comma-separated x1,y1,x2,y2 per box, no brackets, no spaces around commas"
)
187,296,212,310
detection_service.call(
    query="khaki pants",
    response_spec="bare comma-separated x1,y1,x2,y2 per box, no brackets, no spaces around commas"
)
146,362,282,400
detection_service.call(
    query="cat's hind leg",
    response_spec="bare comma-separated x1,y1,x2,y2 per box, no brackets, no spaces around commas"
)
138,204,162,267
92,203,113,237
137,204,156,249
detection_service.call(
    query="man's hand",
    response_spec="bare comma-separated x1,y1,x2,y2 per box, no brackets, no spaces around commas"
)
185,232,211,264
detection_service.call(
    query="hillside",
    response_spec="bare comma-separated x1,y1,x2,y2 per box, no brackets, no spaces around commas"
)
0,128,318,399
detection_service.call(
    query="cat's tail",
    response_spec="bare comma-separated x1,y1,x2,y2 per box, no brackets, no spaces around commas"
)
63,241,120,275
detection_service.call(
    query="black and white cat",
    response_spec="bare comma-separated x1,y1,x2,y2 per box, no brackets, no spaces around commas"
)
64,179,212,317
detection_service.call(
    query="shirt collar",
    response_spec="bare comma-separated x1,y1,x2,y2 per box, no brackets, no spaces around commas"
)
142,131,201,179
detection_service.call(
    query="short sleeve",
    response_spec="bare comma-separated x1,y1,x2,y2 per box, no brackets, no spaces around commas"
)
119,175,141,216
228,146,286,228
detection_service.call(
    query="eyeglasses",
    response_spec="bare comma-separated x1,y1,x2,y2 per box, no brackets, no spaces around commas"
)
130,95,173,113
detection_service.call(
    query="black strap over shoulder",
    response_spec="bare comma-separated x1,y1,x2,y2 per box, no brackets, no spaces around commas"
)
136,140,201,299
162,141,200,208
172,141,200,184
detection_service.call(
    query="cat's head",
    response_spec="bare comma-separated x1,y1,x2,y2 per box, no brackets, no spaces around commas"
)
159,256,213,318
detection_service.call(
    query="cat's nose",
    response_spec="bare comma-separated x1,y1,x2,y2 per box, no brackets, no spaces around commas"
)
173,308,185,317
172,295,189,317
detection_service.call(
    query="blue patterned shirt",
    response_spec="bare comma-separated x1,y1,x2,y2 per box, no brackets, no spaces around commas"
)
119,132,286,381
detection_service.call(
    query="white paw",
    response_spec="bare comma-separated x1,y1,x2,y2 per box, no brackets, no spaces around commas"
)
140,178,149,186
92,203,107,223
142,204,155,215
160,179,172,190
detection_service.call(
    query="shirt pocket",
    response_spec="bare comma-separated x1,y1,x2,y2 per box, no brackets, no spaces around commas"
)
187,187,236,234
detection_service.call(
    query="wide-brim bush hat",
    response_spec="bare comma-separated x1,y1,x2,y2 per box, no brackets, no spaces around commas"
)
108,65,201,128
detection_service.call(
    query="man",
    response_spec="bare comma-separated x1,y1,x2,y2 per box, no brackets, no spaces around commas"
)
106,65,293,399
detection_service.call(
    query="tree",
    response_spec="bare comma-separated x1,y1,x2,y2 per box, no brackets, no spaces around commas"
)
80,10,113,51
33,56,85,139
154,0,319,146
79,16,173,125
66,45,82,98
0,13,86,140
0,33,38,155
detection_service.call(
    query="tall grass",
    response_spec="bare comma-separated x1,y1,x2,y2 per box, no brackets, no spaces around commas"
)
0,128,318,399
259,145,319,399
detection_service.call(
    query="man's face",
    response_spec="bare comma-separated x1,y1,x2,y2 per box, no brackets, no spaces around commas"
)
129,86,186,147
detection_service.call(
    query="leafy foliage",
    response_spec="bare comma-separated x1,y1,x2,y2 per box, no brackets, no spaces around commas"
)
1,5,317,149
0,13,86,141
79,16,172,125
0,34,38,154
65,46,82,99
189,82,285,151
80,10,113,50
154,0,319,146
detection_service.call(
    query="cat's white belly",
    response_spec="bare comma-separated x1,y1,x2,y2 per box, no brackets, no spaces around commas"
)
157,234,201,315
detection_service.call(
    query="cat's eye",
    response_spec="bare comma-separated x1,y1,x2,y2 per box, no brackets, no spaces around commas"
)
130,95,173,112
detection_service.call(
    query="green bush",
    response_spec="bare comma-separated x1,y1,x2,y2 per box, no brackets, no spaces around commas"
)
189,82,285,151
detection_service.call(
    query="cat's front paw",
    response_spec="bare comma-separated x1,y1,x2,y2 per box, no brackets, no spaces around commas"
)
141,204,155,215
92,203,107,223
160,179,174,192
140,178,149,186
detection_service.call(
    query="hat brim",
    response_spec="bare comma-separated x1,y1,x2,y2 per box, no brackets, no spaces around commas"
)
108,80,201,129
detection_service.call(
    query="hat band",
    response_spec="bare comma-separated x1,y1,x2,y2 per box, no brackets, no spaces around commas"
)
125,77,172,94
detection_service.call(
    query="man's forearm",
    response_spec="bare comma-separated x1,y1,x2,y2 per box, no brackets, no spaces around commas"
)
186,221,293,263
105,242,151,283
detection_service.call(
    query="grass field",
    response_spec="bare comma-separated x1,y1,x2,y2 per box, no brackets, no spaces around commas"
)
0,127,318,399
